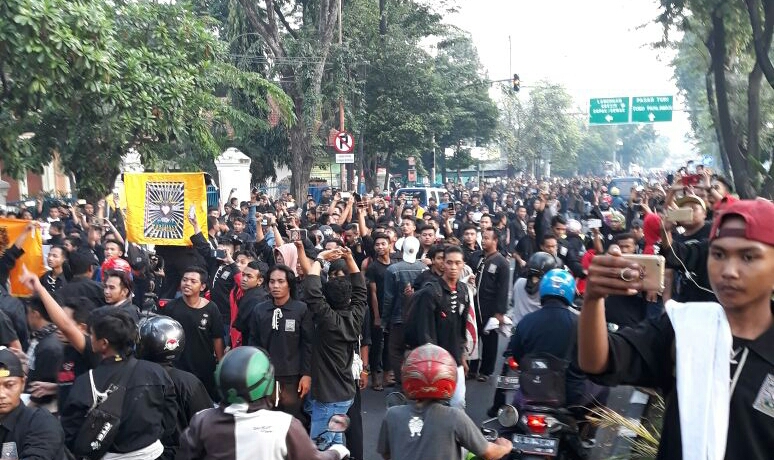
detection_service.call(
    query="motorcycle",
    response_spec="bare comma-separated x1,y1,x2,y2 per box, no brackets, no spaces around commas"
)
488,354,521,417
479,404,587,460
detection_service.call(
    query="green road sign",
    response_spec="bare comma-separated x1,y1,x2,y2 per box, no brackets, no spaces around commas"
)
589,97,630,124
631,96,673,123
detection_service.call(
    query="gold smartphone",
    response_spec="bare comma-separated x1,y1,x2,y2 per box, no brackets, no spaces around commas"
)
620,254,665,293
666,208,694,223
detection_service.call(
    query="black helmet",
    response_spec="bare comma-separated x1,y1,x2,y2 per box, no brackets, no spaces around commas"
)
215,346,275,404
525,252,559,295
137,315,185,363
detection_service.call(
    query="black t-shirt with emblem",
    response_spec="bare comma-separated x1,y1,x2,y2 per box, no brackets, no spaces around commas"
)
163,298,224,401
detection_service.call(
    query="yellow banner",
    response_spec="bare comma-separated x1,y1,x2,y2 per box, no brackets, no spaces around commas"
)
124,173,208,246
0,219,44,296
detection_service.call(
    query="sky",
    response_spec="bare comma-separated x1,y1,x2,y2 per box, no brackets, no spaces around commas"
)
447,0,693,163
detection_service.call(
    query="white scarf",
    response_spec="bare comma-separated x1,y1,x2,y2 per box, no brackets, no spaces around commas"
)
102,439,163,460
666,300,732,460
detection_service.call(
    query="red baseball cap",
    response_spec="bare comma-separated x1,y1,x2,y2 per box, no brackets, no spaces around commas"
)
710,199,774,246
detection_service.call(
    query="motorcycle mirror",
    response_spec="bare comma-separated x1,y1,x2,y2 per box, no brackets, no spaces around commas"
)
326,414,350,433
497,405,519,428
385,392,408,409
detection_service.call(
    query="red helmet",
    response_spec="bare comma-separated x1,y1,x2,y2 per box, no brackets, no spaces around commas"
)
102,257,131,276
401,344,457,400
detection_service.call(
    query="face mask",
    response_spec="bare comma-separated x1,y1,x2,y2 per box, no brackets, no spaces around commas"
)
323,277,352,308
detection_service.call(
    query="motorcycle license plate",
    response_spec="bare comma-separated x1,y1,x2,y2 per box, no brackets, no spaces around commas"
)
496,375,520,390
512,434,559,456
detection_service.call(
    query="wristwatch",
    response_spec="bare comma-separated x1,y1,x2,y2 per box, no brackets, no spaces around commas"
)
315,257,325,266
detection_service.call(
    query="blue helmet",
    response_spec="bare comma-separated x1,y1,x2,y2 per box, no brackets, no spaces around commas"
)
538,269,576,306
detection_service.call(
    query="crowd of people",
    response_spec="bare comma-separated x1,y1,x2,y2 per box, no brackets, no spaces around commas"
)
0,162,770,460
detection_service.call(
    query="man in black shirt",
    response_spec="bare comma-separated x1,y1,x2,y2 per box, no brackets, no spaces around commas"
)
408,246,470,408
54,248,104,310
232,261,270,345
61,309,177,458
413,244,444,289
461,224,482,270
365,233,392,390
514,219,538,271
473,228,511,380
24,297,64,411
667,195,716,302
0,347,65,460
162,267,225,401
603,234,650,329
247,265,313,423
137,315,213,460
579,199,774,460
190,213,239,338
298,246,367,447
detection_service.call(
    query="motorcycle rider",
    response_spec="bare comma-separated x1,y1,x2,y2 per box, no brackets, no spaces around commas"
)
377,343,513,460
511,269,607,417
137,316,213,459
178,346,349,460
510,252,560,325
487,251,559,417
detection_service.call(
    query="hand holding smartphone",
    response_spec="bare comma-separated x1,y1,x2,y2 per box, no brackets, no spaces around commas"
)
620,254,665,293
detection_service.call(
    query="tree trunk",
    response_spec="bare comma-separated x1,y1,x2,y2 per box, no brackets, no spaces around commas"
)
705,71,731,176
745,0,774,90
710,11,756,198
748,63,763,170
288,123,314,204
379,0,388,36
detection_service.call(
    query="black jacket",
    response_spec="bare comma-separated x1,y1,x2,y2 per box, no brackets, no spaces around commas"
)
233,287,271,345
0,288,28,350
55,276,105,311
509,299,589,405
189,233,235,320
303,273,367,403
410,279,469,365
61,356,177,455
247,299,313,378
475,252,511,319
161,365,213,460
0,403,65,460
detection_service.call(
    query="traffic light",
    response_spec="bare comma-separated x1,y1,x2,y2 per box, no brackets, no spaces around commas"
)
512,73,520,92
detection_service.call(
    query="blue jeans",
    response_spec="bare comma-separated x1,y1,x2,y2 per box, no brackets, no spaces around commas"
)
304,397,354,447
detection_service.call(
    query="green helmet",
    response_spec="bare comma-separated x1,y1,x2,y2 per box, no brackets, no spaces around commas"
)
215,346,275,404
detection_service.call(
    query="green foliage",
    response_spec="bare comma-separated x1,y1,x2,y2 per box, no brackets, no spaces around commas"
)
0,0,291,200
659,0,774,197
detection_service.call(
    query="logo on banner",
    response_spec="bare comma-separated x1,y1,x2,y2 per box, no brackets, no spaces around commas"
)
144,181,185,240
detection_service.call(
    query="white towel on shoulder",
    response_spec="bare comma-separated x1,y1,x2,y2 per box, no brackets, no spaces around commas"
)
665,300,733,460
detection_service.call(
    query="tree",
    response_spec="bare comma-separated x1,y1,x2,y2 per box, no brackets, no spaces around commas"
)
346,0,449,191
234,0,342,201
659,0,774,198
434,31,499,182
1,0,292,201
516,82,582,178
